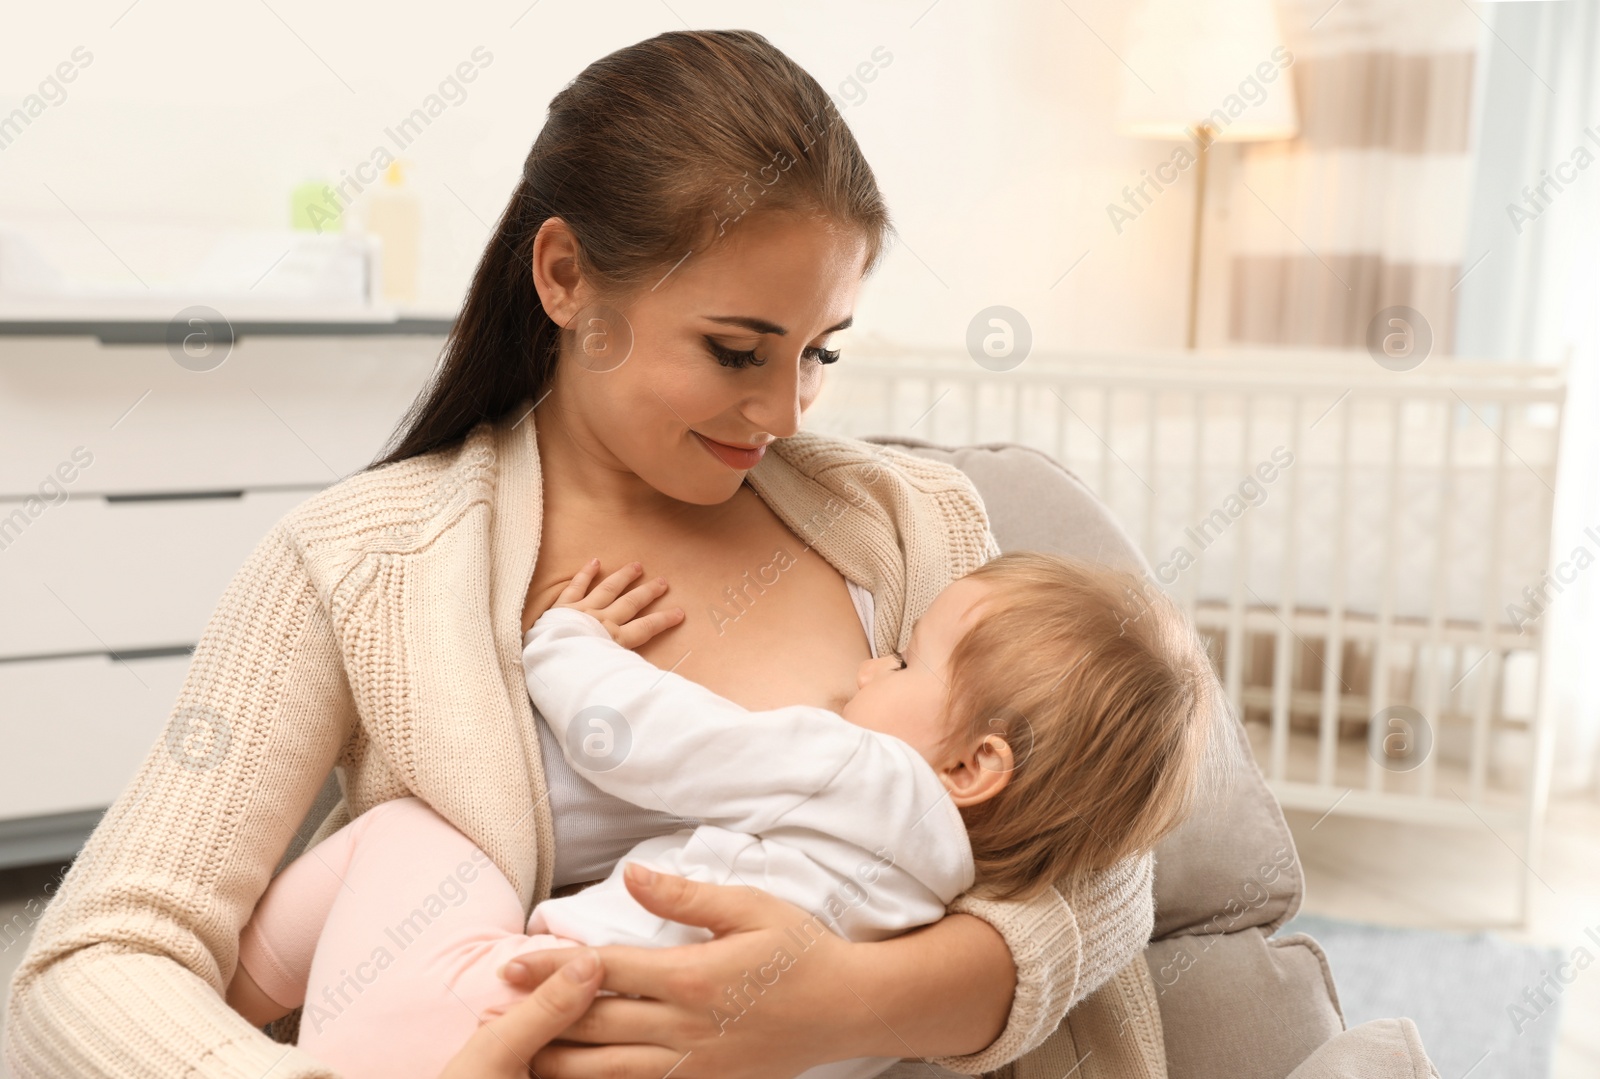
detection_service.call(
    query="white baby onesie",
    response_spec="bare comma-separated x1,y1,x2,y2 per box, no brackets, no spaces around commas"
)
520,606,974,1079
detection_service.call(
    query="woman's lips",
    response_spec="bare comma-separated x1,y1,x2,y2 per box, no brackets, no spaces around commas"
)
693,432,768,470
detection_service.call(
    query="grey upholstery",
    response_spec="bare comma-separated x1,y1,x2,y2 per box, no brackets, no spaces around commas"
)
1146,930,1343,1079
1287,1019,1440,1079
881,438,1151,577
872,437,1435,1079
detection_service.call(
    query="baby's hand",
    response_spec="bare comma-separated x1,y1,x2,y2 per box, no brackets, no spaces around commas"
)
552,559,685,650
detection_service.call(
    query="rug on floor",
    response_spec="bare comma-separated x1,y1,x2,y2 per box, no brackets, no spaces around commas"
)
1279,912,1567,1079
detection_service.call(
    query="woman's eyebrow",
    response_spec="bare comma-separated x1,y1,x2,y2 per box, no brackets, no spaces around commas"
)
705,314,854,337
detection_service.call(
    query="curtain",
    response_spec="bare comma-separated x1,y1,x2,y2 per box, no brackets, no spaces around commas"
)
1455,0,1600,795
1226,0,1482,353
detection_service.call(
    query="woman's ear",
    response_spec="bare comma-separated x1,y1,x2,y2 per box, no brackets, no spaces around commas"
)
531,217,590,328
940,733,1014,808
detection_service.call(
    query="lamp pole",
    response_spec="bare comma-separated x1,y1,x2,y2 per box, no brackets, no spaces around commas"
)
1185,122,1216,351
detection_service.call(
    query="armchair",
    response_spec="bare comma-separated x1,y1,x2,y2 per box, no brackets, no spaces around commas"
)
877,437,1439,1079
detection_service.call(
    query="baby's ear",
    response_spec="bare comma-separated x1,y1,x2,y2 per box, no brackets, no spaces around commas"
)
941,734,1014,808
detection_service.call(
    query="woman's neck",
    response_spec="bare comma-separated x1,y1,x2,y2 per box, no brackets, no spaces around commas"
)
532,400,744,531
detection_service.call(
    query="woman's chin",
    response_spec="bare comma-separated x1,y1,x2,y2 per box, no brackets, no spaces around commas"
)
643,462,749,505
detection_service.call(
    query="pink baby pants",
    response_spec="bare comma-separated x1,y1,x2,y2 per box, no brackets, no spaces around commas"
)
238,796,577,1079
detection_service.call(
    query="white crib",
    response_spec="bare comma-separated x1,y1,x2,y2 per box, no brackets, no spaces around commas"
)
807,344,1566,920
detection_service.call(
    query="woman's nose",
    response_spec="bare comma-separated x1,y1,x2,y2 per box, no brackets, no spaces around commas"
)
741,359,804,439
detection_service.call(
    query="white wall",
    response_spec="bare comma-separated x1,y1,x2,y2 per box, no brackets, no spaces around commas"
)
0,0,1199,349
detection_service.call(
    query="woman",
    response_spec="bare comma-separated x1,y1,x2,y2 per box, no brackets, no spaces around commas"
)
3,30,1157,1078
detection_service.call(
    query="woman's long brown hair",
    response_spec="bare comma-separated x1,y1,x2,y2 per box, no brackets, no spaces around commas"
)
371,29,892,469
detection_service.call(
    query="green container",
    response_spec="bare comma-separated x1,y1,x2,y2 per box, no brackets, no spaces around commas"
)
291,179,343,233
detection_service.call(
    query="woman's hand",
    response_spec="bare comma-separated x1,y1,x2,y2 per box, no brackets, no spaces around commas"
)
497,865,1015,1077
551,559,684,649
436,948,605,1079
498,864,875,1079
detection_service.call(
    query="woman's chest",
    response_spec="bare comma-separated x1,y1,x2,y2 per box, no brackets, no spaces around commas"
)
526,487,873,712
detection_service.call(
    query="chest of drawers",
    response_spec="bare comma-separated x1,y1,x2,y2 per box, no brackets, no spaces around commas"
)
0,319,446,866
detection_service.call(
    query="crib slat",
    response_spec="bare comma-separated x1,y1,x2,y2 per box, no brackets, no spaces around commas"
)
1226,397,1252,729
1099,388,1114,502
1418,401,1458,798
1012,383,1025,457
1054,389,1069,484
1316,398,1352,788
1368,398,1405,793
1144,391,1160,562
1187,394,1205,623
1522,394,1566,925
1272,396,1301,784
1470,401,1509,804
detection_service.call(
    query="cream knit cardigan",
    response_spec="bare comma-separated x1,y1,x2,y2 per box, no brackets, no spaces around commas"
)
3,409,1155,1078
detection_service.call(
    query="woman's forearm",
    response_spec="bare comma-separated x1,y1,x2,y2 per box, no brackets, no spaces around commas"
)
842,912,1014,1059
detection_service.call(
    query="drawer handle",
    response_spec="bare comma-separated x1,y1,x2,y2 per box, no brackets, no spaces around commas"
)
105,490,245,503
0,644,195,665
108,645,196,662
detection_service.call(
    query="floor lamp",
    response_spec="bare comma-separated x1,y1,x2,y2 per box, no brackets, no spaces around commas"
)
1116,0,1299,350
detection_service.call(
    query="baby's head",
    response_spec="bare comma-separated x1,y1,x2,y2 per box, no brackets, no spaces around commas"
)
841,551,1231,901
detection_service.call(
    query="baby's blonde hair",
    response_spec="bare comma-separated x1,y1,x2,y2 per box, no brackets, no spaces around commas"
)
941,552,1233,901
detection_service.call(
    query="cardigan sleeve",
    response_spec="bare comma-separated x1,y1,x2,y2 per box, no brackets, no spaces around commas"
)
930,852,1156,1074
3,523,359,1079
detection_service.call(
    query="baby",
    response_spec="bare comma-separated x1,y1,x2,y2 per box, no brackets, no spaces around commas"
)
226,550,1228,1079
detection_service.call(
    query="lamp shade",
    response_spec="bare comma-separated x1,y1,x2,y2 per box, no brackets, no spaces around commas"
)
1116,0,1299,142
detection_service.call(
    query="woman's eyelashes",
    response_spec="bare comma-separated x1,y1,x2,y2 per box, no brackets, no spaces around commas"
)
706,338,764,368
704,336,841,369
